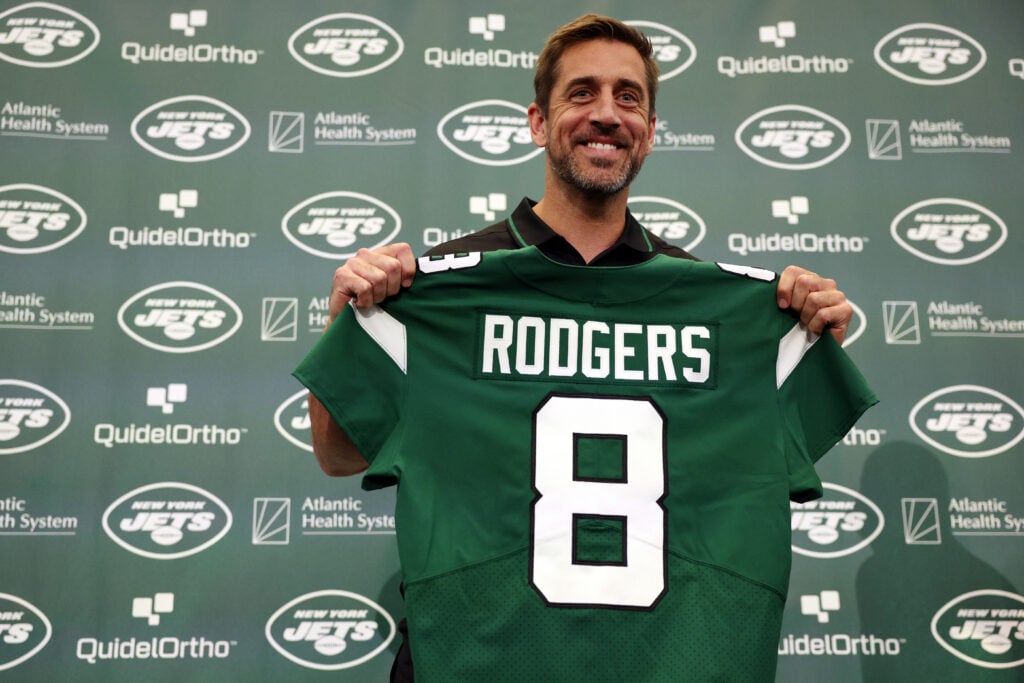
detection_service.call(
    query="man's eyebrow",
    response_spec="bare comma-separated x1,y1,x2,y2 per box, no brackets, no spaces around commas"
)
563,75,647,96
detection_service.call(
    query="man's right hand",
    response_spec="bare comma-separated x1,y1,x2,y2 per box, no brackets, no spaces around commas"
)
329,242,417,323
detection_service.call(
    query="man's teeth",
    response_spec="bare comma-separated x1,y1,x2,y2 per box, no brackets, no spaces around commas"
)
586,142,617,150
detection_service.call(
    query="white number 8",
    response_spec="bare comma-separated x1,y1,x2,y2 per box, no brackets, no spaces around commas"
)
531,395,667,608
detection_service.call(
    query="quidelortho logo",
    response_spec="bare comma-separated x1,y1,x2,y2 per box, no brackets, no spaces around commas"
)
93,383,247,449
288,13,402,77
0,593,51,673
266,590,396,670
931,590,1024,669
627,196,706,253
718,21,852,79
77,592,236,665
890,199,1007,266
282,191,401,259
437,100,541,166
624,21,695,81
791,483,884,558
275,389,312,453
109,190,255,251
131,95,250,162
121,10,261,66
102,482,232,560
0,379,69,455
117,282,243,353
0,183,86,254
875,23,986,85
735,105,850,170
909,385,1024,458
0,2,99,68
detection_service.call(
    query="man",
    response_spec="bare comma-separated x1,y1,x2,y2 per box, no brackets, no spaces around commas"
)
297,15,873,680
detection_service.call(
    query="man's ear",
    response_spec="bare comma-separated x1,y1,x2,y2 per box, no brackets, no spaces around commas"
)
527,102,547,148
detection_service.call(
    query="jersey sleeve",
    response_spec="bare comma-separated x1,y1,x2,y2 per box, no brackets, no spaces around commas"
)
291,302,408,484
778,324,878,502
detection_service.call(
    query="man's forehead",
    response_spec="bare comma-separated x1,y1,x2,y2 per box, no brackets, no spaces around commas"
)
555,38,647,87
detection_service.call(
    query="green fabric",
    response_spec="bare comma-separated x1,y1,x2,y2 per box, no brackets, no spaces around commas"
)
293,247,876,681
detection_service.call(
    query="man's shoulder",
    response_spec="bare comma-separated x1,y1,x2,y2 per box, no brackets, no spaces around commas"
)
644,229,699,261
423,220,514,256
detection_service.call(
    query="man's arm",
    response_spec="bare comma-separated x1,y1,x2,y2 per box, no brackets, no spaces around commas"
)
308,392,368,476
308,243,417,476
776,265,853,345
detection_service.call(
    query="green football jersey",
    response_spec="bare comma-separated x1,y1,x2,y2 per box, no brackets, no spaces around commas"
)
293,247,876,682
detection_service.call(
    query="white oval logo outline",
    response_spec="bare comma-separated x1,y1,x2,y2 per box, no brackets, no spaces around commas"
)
0,593,52,672
101,481,233,560
0,2,100,68
627,195,707,253
265,589,397,670
275,389,313,453
791,482,885,558
735,104,851,170
130,95,251,163
436,99,544,167
117,281,243,353
890,198,1007,266
930,589,1024,669
874,23,987,86
0,183,87,255
287,13,404,78
282,191,402,259
909,384,1024,458
0,379,70,455
842,301,867,348
625,20,697,81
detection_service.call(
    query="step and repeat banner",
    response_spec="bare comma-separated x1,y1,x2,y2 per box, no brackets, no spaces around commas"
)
1,1,1022,680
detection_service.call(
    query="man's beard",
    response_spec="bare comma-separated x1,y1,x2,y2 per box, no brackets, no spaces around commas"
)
548,136,645,197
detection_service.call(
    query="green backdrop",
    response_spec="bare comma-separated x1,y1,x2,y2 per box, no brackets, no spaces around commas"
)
1,1,1022,680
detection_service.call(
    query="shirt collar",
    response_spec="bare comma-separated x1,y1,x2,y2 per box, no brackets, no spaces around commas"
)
508,197,655,266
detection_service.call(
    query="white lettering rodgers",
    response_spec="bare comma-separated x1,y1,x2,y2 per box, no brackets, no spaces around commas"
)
479,314,712,385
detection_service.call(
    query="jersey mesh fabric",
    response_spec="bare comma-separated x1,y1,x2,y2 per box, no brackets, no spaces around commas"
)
293,247,876,682
407,550,780,682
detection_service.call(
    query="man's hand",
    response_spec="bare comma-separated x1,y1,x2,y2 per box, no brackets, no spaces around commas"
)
328,243,417,323
776,265,852,345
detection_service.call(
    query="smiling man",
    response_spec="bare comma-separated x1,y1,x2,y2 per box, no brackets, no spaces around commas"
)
297,14,873,682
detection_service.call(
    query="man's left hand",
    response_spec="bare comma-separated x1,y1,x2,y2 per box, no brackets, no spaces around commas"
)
776,266,852,345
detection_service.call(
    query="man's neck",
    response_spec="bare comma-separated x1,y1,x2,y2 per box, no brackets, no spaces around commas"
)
532,185,631,263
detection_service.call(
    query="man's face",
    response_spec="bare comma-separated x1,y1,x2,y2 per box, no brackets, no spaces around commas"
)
529,39,656,197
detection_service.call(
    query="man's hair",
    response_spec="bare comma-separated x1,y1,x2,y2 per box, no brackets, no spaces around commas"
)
533,14,659,119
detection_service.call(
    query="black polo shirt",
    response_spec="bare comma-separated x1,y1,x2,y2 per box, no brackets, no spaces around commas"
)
424,197,697,265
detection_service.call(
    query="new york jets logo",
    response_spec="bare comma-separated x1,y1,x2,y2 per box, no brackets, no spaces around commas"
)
102,482,233,559
265,590,396,670
0,2,100,68
909,385,1024,458
0,379,70,455
890,198,1007,265
791,483,884,558
624,21,696,80
117,282,243,353
0,183,86,254
282,191,401,259
931,590,1024,669
875,23,986,85
274,389,312,452
131,95,251,162
627,196,706,252
437,100,541,166
288,13,403,77
735,105,850,170
0,593,51,672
